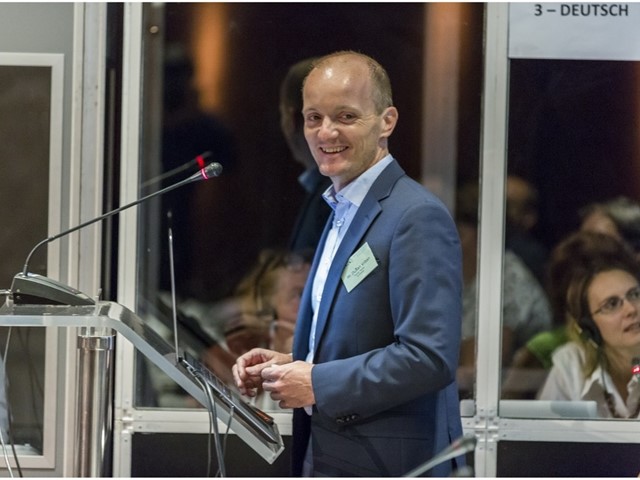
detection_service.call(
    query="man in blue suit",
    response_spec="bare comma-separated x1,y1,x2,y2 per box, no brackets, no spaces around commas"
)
233,50,464,477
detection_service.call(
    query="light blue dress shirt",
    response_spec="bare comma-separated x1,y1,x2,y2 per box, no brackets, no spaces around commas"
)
306,154,394,363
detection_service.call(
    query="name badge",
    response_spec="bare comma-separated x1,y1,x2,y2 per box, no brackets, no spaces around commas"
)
341,242,378,292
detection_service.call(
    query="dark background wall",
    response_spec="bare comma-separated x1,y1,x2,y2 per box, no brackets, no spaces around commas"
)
152,3,484,303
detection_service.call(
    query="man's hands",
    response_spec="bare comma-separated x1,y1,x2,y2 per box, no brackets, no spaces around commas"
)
232,348,290,396
261,361,315,408
232,348,315,409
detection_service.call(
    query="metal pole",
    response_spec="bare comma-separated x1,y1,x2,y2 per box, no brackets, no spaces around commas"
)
74,328,115,477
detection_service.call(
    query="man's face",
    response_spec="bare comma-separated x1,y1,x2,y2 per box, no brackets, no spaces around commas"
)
302,58,397,191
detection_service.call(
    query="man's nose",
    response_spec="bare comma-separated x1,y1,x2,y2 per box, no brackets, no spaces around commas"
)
318,118,338,140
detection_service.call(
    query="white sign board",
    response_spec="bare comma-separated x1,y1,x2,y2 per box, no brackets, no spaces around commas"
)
509,3,640,60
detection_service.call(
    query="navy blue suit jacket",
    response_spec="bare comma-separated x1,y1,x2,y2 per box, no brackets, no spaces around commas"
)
291,160,464,476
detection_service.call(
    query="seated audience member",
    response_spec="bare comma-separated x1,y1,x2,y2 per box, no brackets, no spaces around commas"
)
580,196,640,255
503,231,628,398
538,237,640,418
505,174,549,286
202,249,312,386
233,248,312,353
455,181,552,393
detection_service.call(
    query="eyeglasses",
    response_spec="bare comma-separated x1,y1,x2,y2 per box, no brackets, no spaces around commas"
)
592,285,640,315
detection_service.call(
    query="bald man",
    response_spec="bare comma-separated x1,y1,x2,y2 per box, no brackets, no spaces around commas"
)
234,51,464,477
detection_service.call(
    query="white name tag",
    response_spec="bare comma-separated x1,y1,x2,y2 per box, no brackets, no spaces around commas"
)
341,242,378,292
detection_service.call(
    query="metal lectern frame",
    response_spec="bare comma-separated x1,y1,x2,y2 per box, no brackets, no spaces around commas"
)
0,300,284,476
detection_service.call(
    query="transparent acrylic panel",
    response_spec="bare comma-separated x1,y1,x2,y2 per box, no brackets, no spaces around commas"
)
132,3,485,413
500,59,640,419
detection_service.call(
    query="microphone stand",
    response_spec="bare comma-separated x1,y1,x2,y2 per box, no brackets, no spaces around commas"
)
11,159,222,306
403,433,477,477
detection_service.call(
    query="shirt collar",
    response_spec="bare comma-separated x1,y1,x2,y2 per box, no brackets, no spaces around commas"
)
581,362,640,399
581,363,606,399
322,154,394,211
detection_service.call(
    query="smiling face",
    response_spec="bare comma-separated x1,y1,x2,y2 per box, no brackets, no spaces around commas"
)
588,269,640,353
302,54,398,191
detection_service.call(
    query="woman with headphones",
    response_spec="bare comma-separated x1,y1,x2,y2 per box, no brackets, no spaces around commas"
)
538,232,640,418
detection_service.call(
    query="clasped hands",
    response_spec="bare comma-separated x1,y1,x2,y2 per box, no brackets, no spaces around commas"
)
232,348,315,409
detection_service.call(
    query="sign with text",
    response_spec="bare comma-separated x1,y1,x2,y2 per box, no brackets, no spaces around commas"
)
509,3,640,61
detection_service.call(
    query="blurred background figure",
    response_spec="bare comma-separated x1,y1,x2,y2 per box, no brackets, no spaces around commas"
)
202,249,312,388
455,181,551,397
505,174,549,286
538,236,640,418
502,231,629,398
233,248,312,354
579,196,640,256
279,57,332,254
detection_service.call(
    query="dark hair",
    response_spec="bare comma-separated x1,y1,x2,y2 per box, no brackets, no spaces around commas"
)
279,57,317,114
547,231,631,327
579,196,640,252
551,231,640,374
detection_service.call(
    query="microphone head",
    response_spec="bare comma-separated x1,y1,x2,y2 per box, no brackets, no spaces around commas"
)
202,162,223,178
188,162,223,182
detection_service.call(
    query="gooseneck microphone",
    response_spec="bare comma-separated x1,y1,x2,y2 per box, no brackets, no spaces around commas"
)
11,154,222,306
140,151,212,189
403,433,477,477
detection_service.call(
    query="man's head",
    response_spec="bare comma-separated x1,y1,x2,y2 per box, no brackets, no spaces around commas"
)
302,51,398,191
279,57,317,169
505,175,540,233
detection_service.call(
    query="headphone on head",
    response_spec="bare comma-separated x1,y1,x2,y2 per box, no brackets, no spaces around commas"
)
577,315,603,348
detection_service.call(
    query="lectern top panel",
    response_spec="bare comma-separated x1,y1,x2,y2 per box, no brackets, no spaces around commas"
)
0,300,284,463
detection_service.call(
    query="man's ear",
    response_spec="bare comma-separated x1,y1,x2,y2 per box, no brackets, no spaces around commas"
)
380,106,399,138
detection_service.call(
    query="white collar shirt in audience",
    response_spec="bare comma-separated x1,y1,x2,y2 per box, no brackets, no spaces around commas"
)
538,341,640,418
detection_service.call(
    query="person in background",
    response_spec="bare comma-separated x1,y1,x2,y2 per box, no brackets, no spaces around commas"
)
502,231,628,398
202,249,311,385
233,51,465,477
455,181,551,378
538,235,640,418
236,249,313,411
579,196,640,256
505,174,549,286
279,57,333,253
233,248,312,354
